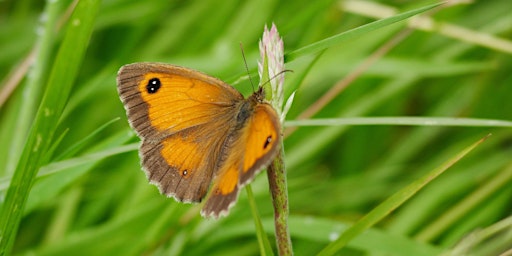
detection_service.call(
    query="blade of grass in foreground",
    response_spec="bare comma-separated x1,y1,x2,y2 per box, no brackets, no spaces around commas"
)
444,215,512,255
246,185,274,256
0,0,100,255
4,0,64,175
285,117,512,127
317,134,491,256
285,2,443,62
416,161,512,242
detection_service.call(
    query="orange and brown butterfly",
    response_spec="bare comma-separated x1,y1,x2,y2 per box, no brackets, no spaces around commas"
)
116,62,281,218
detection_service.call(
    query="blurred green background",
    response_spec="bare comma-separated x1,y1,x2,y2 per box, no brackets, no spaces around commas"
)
1,0,511,255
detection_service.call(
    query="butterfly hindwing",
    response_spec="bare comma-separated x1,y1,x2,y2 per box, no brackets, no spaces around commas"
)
140,125,230,202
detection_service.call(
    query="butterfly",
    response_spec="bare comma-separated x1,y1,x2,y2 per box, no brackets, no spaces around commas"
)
116,62,281,218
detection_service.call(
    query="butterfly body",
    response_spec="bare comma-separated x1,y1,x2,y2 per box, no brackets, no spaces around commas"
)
117,63,280,218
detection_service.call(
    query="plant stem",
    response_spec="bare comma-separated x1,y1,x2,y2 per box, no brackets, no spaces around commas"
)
267,146,293,255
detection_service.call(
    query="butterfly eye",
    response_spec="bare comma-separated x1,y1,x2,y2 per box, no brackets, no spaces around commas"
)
146,78,161,94
263,135,272,149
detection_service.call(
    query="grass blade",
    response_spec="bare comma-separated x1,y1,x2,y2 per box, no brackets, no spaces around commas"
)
285,2,443,61
0,0,100,254
317,134,491,256
246,185,274,256
285,117,512,127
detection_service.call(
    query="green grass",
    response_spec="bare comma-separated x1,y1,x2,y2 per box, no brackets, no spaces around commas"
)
1,0,512,255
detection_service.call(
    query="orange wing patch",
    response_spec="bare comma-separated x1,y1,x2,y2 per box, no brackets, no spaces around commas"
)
239,104,281,185
160,135,201,178
139,72,234,133
201,152,242,218
243,104,280,174
142,130,219,203
217,165,239,195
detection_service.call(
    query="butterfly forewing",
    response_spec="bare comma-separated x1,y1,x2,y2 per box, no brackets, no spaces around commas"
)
117,63,243,139
201,101,281,218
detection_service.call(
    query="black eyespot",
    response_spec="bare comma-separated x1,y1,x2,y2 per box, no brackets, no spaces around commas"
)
146,78,161,94
182,169,188,176
263,135,272,149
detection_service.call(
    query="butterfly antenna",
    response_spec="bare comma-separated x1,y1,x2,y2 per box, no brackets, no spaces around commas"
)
261,69,293,87
240,42,256,92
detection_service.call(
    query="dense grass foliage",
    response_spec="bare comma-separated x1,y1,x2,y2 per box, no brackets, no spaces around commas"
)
1,0,511,255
